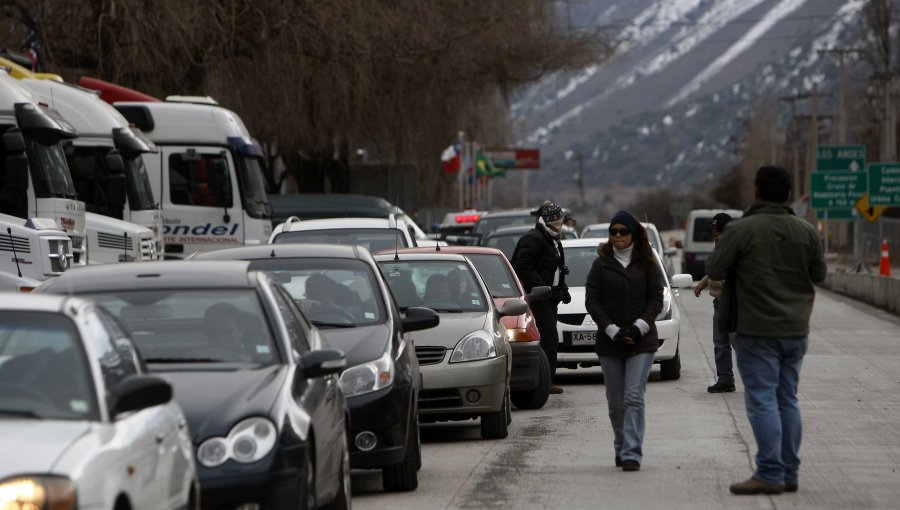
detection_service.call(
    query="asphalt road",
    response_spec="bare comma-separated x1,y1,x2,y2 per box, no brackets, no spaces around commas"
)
351,285,900,510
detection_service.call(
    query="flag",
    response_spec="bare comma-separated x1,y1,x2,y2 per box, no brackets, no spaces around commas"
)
475,149,504,178
441,144,461,174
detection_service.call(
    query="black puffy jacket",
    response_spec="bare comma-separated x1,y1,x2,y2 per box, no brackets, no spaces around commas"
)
585,244,663,357
511,224,567,295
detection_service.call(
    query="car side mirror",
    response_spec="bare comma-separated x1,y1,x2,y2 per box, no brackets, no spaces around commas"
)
402,306,440,333
110,375,172,417
525,286,551,305
300,348,346,378
498,298,528,317
670,274,694,289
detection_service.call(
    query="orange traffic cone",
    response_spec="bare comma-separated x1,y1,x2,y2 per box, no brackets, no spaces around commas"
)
880,239,892,277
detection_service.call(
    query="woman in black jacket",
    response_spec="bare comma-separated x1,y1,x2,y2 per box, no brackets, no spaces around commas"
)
585,210,663,472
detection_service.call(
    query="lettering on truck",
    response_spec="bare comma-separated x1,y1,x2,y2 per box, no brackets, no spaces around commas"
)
162,223,241,244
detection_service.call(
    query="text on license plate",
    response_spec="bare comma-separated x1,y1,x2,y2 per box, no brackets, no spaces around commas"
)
569,331,596,345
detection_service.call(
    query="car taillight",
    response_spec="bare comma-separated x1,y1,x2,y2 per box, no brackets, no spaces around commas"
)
455,215,480,223
684,252,694,262
506,327,535,342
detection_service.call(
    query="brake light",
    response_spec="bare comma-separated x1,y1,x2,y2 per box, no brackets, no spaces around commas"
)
455,215,480,223
684,252,694,262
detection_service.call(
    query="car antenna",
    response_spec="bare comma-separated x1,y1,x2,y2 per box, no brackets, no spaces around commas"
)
6,227,22,277
122,231,128,263
393,222,400,261
432,207,440,252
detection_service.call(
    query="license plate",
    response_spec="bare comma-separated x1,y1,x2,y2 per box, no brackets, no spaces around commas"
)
695,253,708,261
569,331,596,346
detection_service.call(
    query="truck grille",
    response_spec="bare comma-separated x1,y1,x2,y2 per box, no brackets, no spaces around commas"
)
139,236,154,261
415,346,446,365
558,313,587,325
69,235,86,265
419,388,462,409
0,234,30,254
97,231,134,251
48,239,72,273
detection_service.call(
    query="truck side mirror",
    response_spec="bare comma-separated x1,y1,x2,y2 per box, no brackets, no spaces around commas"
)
105,173,127,207
105,151,125,174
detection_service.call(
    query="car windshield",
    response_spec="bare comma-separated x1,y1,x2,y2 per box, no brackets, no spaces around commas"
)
25,138,78,199
484,232,525,260
473,214,533,236
466,253,520,298
565,243,669,290
236,155,271,219
0,312,98,421
85,289,280,366
248,258,386,328
124,155,157,210
274,228,410,252
583,223,661,252
692,218,715,242
378,259,488,313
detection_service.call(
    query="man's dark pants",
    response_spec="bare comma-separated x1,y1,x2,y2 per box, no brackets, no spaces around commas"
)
712,297,735,386
531,299,559,378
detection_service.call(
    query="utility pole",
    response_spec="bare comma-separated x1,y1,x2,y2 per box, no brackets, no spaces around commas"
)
574,152,585,212
780,92,813,195
818,48,865,145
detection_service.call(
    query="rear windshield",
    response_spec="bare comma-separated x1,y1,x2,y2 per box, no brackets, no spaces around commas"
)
274,228,409,253
692,218,715,243
466,253,520,298
378,260,487,313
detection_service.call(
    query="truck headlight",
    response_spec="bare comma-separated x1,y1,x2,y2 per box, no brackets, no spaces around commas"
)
450,331,497,363
0,476,76,510
197,417,277,467
339,350,394,397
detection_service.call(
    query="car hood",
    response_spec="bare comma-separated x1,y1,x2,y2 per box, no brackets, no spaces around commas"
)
557,286,588,315
159,365,288,442
0,420,91,477
319,323,390,367
415,312,488,349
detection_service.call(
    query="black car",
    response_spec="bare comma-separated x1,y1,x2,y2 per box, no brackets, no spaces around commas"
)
38,260,351,509
192,245,439,492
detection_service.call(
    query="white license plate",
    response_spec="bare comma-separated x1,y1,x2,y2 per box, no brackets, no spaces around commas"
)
570,331,596,345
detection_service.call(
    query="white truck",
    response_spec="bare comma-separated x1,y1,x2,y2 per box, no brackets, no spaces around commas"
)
0,214,72,292
19,77,163,261
0,70,87,266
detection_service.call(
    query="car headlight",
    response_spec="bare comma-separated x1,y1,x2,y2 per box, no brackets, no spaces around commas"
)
339,350,394,397
0,476,76,510
656,287,672,321
197,417,277,468
450,331,497,363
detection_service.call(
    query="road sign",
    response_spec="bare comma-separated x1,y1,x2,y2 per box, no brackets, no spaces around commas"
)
855,193,888,222
816,145,866,172
810,172,866,209
816,209,856,220
868,163,900,206
484,148,540,169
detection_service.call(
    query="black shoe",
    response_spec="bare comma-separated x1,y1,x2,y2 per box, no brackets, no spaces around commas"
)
785,481,798,493
707,382,736,393
621,460,640,472
615,456,622,467
729,477,784,495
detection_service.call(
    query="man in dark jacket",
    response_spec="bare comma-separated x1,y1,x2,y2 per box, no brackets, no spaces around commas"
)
512,200,570,395
706,166,827,496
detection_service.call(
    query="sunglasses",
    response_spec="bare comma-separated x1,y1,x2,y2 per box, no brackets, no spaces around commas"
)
609,227,632,237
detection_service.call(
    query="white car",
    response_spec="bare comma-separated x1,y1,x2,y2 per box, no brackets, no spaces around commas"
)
0,294,198,509
555,238,693,380
269,214,417,250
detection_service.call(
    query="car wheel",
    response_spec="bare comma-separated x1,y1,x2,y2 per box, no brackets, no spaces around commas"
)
383,411,419,492
511,348,551,410
323,428,351,509
480,390,510,439
659,347,681,381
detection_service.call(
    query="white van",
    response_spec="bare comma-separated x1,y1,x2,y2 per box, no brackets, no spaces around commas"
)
681,209,743,279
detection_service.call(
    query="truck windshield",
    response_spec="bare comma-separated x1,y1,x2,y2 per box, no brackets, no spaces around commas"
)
124,155,156,211
237,156,270,219
25,139,77,199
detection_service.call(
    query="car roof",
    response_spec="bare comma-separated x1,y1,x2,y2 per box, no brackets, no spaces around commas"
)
373,251,468,263
562,238,604,248
485,225,533,236
191,243,371,262
279,217,400,231
38,260,256,293
399,246,506,256
0,293,80,313
478,209,533,219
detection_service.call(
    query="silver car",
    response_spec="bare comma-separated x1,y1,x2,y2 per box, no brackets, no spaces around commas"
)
0,294,198,509
374,251,527,439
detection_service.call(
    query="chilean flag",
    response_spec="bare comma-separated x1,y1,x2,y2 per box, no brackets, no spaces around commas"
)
441,143,462,174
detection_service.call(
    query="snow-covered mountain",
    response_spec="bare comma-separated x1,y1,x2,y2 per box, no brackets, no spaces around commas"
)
515,0,866,198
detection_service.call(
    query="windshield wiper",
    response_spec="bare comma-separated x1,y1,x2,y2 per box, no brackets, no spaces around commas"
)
0,409,43,419
429,308,463,313
310,321,357,328
145,357,221,363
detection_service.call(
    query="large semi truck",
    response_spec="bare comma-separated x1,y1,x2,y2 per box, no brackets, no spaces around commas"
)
19,76,163,260
80,77,273,257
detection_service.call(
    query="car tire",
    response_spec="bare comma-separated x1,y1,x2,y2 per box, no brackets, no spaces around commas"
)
511,349,550,410
323,428,351,509
383,412,419,492
659,347,681,381
480,390,510,439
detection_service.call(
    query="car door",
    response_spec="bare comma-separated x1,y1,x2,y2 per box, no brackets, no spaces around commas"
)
271,285,344,500
97,307,190,508
81,306,173,509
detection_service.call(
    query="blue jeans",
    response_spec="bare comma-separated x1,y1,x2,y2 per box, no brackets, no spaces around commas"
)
733,335,808,485
598,353,655,463
712,298,734,385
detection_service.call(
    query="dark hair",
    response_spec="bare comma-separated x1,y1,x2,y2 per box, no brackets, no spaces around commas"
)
755,166,791,203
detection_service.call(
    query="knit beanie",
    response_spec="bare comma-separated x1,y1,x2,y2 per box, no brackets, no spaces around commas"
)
541,201,563,223
609,210,641,236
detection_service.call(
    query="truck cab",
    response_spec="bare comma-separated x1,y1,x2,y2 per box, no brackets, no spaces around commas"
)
19,77,162,261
